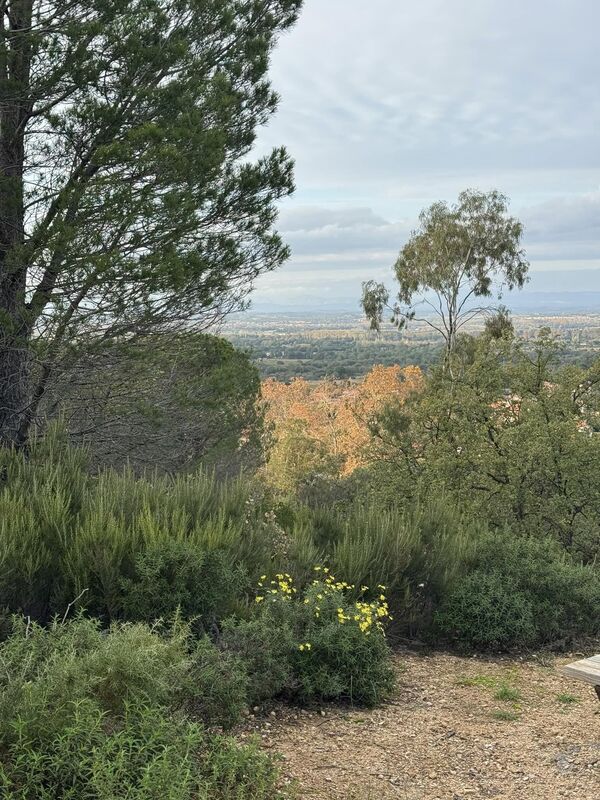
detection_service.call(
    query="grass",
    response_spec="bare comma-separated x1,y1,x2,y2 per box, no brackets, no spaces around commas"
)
455,674,497,689
556,692,580,705
494,683,521,702
491,709,520,722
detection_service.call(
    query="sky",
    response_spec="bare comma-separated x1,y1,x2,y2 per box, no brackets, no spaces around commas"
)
249,0,600,311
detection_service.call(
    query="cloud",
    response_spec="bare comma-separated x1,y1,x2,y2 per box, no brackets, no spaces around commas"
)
522,192,600,243
246,1,600,308
259,0,600,198
277,206,411,257
518,192,600,261
278,206,388,232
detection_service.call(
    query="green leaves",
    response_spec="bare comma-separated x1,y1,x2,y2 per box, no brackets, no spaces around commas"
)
0,0,303,445
362,190,529,365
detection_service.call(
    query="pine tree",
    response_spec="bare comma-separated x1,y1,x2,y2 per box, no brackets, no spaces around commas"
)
0,0,302,446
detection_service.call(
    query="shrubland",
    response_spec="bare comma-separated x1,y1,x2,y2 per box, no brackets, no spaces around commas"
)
262,327,600,651
0,617,282,799
0,328,599,795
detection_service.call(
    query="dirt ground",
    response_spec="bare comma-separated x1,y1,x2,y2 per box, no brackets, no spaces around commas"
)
239,651,600,800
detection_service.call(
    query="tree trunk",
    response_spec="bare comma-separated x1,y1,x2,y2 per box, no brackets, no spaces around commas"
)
0,1,33,447
0,326,31,447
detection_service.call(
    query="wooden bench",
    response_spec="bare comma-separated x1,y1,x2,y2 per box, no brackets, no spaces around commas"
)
560,655,600,700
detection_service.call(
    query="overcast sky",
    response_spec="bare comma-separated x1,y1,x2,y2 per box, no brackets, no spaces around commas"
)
249,0,600,310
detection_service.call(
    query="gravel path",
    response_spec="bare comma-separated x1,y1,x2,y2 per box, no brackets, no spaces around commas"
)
240,651,600,799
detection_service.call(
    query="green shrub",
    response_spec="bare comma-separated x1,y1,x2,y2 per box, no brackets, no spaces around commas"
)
223,570,395,706
289,498,471,635
291,573,395,706
473,534,600,644
434,570,536,650
120,540,245,629
0,699,281,800
185,637,248,729
0,617,281,800
0,443,272,625
221,614,296,705
0,616,190,742
0,702,205,800
435,532,600,650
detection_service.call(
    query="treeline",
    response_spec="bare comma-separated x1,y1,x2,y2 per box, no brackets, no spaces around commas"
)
227,331,444,380
3,324,599,651
227,327,600,381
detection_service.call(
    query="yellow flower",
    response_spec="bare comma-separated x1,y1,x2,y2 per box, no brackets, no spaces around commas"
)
255,596,264,603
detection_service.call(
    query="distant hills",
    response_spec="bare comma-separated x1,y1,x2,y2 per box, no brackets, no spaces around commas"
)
251,269,600,314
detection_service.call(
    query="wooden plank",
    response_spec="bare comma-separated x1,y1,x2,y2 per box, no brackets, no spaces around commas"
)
560,656,600,687
562,660,600,677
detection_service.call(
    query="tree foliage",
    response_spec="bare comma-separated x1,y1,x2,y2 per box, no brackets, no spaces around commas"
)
262,365,424,490
362,189,529,368
47,333,263,473
366,330,600,559
0,0,302,446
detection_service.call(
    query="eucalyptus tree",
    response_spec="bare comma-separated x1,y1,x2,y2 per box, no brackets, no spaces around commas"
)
0,0,302,447
362,189,529,371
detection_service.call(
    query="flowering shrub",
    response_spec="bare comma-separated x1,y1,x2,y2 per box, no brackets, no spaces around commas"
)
223,567,395,707
304,566,391,634
256,568,391,633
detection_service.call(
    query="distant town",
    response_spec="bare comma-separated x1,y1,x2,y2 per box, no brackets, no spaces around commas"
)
222,311,600,381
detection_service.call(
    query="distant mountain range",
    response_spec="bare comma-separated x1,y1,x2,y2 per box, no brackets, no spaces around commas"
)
250,269,600,314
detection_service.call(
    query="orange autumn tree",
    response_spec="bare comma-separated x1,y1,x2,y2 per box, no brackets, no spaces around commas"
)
262,365,424,490
336,365,424,473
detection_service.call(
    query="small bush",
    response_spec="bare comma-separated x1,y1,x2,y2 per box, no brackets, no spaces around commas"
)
120,540,245,628
291,572,395,706
0,701,281,800
434,570,537,650
0,616,190,743
435,532,600,650
0,617,282,800
293,612,394,706
223,570,395,707
185,637,248,729
221,615,296,705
